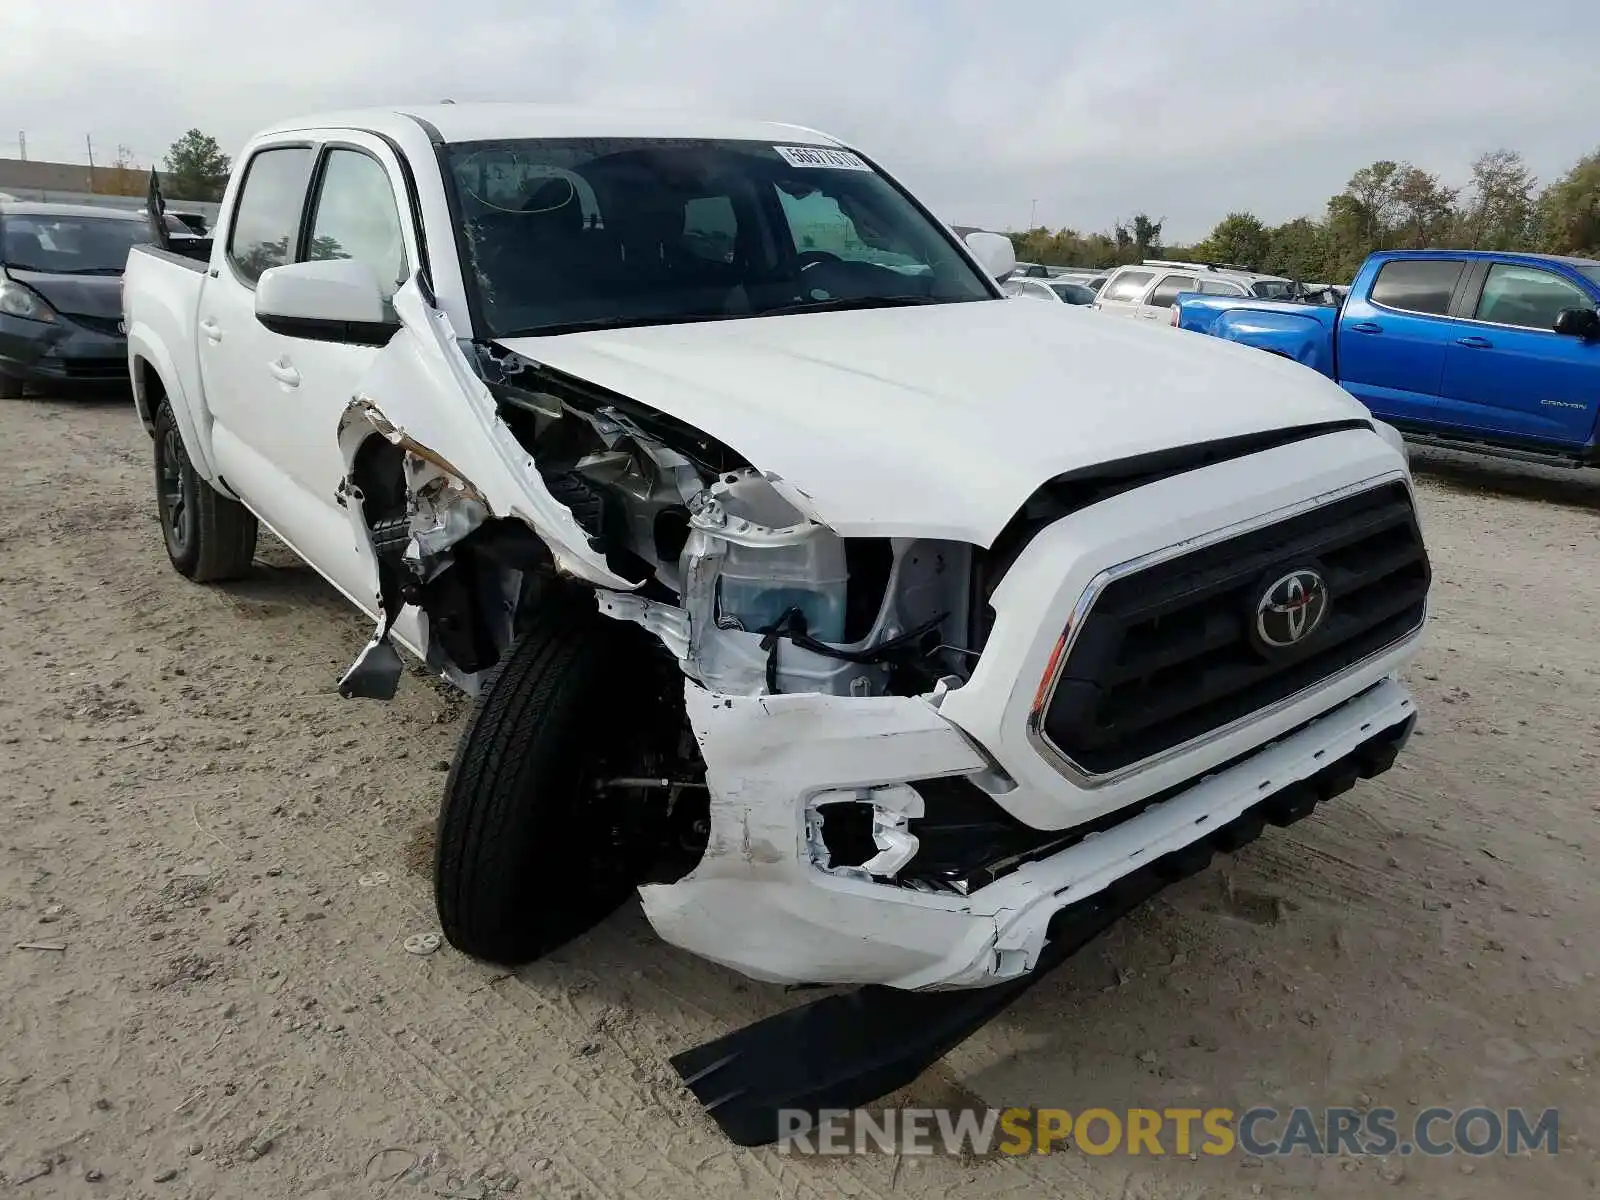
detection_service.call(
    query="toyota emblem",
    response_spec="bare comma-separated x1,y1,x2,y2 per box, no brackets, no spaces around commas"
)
1253,568,1329,650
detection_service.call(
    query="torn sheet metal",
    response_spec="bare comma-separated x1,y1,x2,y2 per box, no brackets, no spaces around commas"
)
637,683,998,989
331,279,641,696
342,279,638,593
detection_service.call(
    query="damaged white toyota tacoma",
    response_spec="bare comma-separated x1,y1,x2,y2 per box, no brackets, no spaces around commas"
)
123,105,1429,1139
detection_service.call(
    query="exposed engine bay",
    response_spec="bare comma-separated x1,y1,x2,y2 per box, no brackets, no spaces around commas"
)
451,340,991,702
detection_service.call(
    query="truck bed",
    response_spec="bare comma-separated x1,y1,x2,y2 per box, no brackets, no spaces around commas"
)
122,243,215,473
1173,293,1340,376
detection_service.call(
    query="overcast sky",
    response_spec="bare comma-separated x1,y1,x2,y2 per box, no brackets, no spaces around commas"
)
4,0,1596,242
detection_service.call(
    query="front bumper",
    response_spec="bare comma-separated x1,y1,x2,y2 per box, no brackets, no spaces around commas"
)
641,427,1426,990
0,313,129,389
641,674,1417,990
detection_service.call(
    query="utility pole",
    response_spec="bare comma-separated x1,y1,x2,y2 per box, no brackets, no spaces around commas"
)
17,131,25,161
1030,199,1039,229
86,133,96,189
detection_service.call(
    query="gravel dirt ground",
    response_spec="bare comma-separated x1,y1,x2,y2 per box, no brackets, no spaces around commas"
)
1,396,1596,1200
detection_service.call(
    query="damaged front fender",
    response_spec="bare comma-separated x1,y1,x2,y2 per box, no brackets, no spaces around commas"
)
334,279,639,698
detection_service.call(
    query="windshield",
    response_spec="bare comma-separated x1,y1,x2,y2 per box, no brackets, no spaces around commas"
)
1251,279,1297,299
1049,282,1094,304
1574,263,1600,287
0,213,151,274
443,138,994,337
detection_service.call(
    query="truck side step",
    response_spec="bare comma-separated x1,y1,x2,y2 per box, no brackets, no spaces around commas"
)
1401,429,1589,470
671,714,1416,1146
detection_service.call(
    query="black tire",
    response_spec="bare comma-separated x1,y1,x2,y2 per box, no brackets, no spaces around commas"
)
435,598,658,965
0,373,25,399
153,401,257,582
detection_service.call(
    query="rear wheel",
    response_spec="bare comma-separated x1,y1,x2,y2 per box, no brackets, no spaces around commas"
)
0,373,25,399
152,401,258,581
435,597,664,965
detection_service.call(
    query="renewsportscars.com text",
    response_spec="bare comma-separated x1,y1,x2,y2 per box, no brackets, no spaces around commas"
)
778,1106,1560,1158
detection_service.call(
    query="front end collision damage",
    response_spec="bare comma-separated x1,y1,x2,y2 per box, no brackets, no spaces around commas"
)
323,276,1428,1149
673,690,1418,1146
331,279,640,699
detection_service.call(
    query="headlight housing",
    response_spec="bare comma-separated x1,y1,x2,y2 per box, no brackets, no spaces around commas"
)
0,277,56,323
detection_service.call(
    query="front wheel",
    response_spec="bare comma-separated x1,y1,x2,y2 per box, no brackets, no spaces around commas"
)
435,598,664,965
153,402,257,581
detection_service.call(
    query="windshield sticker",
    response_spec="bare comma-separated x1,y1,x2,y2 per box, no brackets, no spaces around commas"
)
773,145,872,171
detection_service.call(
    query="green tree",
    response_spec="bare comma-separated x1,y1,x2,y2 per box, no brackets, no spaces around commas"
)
1131,212,1163,257
1201,211,1271,268
163,129,231,202
1265,217,1330,282
1463,149,1537,249
1324,192,1376,281
1392,166,1459,248
1535,148,1600,257
1343,160,1403,248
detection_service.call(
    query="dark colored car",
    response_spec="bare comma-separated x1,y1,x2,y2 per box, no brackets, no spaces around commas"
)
0,202,152,397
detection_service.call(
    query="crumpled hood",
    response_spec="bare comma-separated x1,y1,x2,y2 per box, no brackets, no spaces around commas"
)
7,269,124,320
498,299,1373,546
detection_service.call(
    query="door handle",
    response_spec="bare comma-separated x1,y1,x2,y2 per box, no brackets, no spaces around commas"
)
1347,321,1382,333
1455,335,1493,349
267,358,301,388
199,318,222,343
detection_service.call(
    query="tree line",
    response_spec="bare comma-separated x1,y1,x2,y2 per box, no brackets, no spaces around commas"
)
1008,148,1600,282
90,130,233,201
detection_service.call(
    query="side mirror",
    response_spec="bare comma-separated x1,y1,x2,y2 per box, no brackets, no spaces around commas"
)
1553,307,1600,341
255,259,397,345
964,231,1017,283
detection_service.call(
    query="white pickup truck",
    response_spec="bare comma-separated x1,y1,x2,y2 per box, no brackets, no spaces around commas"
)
123,104,1429,1136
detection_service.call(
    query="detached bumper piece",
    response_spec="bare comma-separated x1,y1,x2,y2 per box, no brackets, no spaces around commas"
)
671,710,1415,1147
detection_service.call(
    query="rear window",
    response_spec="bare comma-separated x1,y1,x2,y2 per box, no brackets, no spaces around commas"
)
1369,259,1465,316
1100,269,1154,303
1147,274,1197,306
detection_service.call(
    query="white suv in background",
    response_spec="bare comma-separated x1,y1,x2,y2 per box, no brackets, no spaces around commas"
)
1094,260,1294,322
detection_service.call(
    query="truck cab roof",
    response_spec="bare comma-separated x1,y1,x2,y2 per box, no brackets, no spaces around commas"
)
251,103,845,149
1367,247,1600,271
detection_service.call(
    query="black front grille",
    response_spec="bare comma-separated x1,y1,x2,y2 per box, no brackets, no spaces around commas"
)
1039,481,1429,775
60,358,126,380
68,313,123,338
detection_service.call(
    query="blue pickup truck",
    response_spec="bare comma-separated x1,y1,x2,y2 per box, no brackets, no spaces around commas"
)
1174,250,1600,465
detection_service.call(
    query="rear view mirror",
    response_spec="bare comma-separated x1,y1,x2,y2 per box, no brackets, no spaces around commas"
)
255,259,397,346
1553,307,1600,340
964,231,1017,283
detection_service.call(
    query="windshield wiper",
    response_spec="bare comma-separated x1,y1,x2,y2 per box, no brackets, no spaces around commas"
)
7,265,123,276
756,295,959,317
500,311,744,338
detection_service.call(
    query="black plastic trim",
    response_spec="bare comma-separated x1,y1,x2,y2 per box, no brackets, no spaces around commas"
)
256,313,399,346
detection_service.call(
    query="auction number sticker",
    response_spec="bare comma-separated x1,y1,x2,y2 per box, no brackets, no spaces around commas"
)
773,145,872,171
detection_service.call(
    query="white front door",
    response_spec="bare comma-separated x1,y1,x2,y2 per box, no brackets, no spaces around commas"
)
199,142,319,544
263,134,419,604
